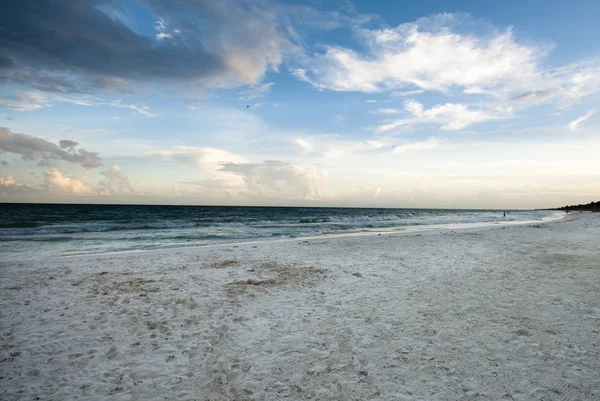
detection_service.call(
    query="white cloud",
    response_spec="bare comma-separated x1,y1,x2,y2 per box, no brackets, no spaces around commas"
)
57,125,110,135
377,99,502,132
44,168,93,194
294,136,389,158
371,108,403,115
393,138,441,153
239,82,275,100
391,89,426,97
0,176,37,199
0,91,50,111
0,176,16,186
295,14,600,111
149,147,247,170
296,15,542,94
109,100,160,117
569,110,594,131
295,136,440,159
221,160,333,200
0,90,161,117
98,165,138,196
156,32,172,40
560,66,600,107
172,185,186,197
463,87,485,94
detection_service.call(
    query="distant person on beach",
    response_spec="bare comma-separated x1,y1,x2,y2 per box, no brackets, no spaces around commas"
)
503,212,506,217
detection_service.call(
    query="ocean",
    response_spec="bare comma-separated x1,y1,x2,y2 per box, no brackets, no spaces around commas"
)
0,203,562,260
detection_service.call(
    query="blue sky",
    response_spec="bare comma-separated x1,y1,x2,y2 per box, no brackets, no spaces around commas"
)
1,0,599,208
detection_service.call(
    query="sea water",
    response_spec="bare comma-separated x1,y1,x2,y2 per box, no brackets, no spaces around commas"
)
0,203,563,259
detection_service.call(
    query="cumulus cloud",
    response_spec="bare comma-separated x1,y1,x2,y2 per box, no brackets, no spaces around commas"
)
569,110,594,131
294,15,542,94
221,160,333,200
0,176,16,186
149,147,247,170
3,164,138,199
0,0,298,93
294,14,600,110
377,99,502,132
0,128,103,168
44,169,93,194
0,175,37,199
98,165,138,196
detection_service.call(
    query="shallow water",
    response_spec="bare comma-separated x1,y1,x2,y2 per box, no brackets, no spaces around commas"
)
0,203,562,259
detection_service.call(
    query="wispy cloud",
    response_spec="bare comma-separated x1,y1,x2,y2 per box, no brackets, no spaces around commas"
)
391,89,426,97
0,90,160,117
569,110,594,131
0,92,50,111
377,99,503,132
294,136,389,158
148,147,247,170
371,108,403,115
109,100,160,117
238,82,275,101
393,138,441,153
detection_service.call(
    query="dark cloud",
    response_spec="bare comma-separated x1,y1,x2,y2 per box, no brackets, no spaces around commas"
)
0,0,297,93
59,140,79,149
511,88,563,105
1,160,8,166
0,127,102,168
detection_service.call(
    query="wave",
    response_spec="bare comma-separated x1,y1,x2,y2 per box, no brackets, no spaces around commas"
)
0,209,558,240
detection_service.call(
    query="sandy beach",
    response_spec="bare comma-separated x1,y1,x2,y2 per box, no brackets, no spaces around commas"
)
1,212,599,400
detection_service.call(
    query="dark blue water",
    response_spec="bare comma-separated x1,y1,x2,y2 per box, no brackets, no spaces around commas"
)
0,203,561,259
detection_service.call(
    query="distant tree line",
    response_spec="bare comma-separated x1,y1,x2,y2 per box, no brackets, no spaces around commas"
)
551,201,600,212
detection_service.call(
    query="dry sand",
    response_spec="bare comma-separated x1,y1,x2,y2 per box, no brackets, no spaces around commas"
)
1,212,599,400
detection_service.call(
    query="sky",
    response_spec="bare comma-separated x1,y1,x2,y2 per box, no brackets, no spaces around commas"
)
1,0,600,209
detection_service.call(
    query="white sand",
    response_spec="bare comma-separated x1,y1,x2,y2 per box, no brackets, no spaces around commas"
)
1,213,599,400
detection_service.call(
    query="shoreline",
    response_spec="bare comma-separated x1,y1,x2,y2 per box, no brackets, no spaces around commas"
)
57,210,570,260
1,211,598,400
